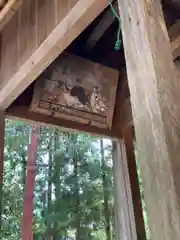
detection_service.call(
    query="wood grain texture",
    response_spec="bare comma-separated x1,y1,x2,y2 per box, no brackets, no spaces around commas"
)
123,127,146,240
0,0,22,32
6,105,120,139
0,11,18,87
113,140,137,240
117,0,180,239
0,0,108,110
18,0,36,68
120,62,180,128
21,125,40,240
30,53,118,129
169,20,180,59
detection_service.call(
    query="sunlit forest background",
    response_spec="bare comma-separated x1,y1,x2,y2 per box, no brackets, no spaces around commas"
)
0,119,150,240
1,120,116,240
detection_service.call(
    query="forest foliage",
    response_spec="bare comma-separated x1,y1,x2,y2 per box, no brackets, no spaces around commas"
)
1,120,115,240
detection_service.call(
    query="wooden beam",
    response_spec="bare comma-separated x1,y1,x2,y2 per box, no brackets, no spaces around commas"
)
86,2,118,51
169,20,180,59
0,0,108,110
118,0,180,239
169,0,180,8
6,105,120,139
112,140,137,240
22,125,40,240
123,127,146,240
114,70,146,239
120,61,180,128
0,0,22,32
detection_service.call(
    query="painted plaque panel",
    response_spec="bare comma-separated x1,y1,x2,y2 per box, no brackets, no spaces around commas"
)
30,53,118,129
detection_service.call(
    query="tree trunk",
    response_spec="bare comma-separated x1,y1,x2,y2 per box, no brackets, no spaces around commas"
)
47,130,54,239
53,130,61,240
100,139,111,240
21,152,27,192
0,112,5,232
71,134,82,240
22,125,40,240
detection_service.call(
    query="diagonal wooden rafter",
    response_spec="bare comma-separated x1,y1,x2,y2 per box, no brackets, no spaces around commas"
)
86,1,118,51
0,0,108,110
0,0,22,31
169,19,180,59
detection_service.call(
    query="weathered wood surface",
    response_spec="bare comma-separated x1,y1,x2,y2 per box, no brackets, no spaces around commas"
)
0,0,108,110
113,140,137,240
22,125,40,240
120,61,180,128
118,0,180,239
30,53,118,129
113,70,146,239
6,105,121,139
0,0,22,32
169,19,180,59
123,127,146,240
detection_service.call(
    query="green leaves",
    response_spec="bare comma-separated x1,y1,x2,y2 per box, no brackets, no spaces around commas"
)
2,121,115,240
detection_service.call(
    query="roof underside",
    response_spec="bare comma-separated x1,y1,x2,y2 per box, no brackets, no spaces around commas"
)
0,0,179,137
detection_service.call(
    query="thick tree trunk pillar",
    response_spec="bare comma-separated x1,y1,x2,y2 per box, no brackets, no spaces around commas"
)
0,112,4,230
118,0,180,239
22,125,40,240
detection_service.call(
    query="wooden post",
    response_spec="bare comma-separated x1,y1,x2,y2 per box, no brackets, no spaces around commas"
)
112,140,137,240
123,127,146,239
118,0,180,238
0,111,4,230
22,125,40,240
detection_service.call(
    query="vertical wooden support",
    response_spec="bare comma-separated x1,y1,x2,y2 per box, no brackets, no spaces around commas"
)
113,140,137,240
22,125,40,240
0,111,4,230
123,127,146,239
118,0,180,239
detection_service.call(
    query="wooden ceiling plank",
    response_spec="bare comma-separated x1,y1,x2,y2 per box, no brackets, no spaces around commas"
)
0,0,108,110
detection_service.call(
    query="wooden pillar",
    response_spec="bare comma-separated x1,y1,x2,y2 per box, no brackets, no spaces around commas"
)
22,125,40,240
113,127,146,240
123,127,146,239
113,140,137,240
118,0,180,239
0,111,4,230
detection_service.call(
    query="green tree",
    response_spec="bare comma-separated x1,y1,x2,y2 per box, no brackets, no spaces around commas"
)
1,120,115,240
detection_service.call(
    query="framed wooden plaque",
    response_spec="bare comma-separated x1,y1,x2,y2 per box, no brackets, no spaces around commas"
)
30,53,118,129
